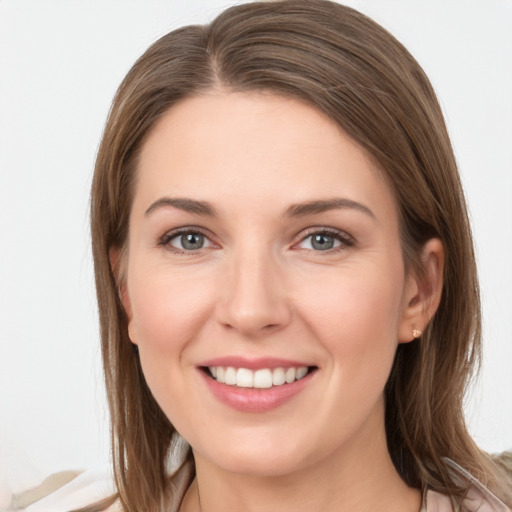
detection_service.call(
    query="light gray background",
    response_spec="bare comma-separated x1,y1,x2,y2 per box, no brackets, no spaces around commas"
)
1,0,511,491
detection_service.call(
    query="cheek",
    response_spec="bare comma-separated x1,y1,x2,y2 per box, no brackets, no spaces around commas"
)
125,267,219,424
126,265,215,354
295,260,404,378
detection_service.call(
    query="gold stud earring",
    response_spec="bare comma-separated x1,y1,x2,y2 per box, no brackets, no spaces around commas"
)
412,329,422,338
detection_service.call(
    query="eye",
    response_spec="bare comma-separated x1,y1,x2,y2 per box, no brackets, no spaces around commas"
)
297,229,353,252
161,230,213,252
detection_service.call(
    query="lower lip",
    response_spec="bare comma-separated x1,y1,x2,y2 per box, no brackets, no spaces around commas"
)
199,369,315,413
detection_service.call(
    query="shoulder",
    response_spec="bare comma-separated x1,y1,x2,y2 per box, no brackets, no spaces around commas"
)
422,489,456,512
422,459,511,512
4,468,119,512
423,487,510,512
4,459,194,512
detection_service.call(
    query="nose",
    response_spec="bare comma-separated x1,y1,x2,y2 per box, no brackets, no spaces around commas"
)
215,246,292,338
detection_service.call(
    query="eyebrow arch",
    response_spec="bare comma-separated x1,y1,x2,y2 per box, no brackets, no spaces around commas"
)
145,197,217,217
283,198,375,219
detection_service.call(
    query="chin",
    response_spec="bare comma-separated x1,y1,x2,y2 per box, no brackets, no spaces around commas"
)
210,450,306,478
191,430,322,478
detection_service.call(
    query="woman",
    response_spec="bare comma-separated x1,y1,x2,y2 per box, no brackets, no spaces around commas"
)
12,1,511,511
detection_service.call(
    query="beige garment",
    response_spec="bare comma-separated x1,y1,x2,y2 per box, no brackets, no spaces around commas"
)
5,461,510,512
9,471,81,510
3,468,119,512
422,487,511,512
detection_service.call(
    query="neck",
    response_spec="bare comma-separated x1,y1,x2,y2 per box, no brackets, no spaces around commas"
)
180,410,420,512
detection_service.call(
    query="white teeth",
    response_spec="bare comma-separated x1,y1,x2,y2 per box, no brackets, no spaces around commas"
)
296,366,308,380
236,368,253,388
224,366,237,385
285,367,296,383
272,367,286,386
254,369,273,388
207,365,310,388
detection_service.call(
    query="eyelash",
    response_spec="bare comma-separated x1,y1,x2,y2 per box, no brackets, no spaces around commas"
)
158,227,212,255
295,227,355,253
158,227,355,255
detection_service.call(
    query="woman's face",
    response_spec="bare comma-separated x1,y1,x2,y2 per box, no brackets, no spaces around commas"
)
123,92,419,477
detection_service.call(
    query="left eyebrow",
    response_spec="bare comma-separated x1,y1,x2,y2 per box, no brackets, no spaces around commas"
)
283,198,375,219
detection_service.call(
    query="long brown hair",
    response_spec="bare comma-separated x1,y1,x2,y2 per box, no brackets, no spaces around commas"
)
87,1,511,510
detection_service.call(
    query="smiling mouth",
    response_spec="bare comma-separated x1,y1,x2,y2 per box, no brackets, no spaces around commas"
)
203,366,317,389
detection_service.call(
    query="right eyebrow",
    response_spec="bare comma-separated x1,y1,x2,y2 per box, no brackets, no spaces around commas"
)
144,197,217,217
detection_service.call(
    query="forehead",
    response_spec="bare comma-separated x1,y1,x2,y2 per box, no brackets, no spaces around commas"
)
133,91,397,222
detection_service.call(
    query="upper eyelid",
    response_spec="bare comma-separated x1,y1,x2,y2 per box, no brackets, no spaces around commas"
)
161,225,213,239
292,227,355,252
159,226,217,246
295,226,354,242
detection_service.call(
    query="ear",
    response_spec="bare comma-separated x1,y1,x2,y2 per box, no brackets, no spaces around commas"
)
109,246,132,320
398,238,444,343
110,247,138,345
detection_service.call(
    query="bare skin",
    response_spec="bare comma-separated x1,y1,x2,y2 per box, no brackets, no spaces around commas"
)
120,91,443,512
181,397,421,512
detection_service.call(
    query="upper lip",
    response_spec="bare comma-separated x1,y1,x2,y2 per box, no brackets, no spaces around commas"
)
199,356,315,371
